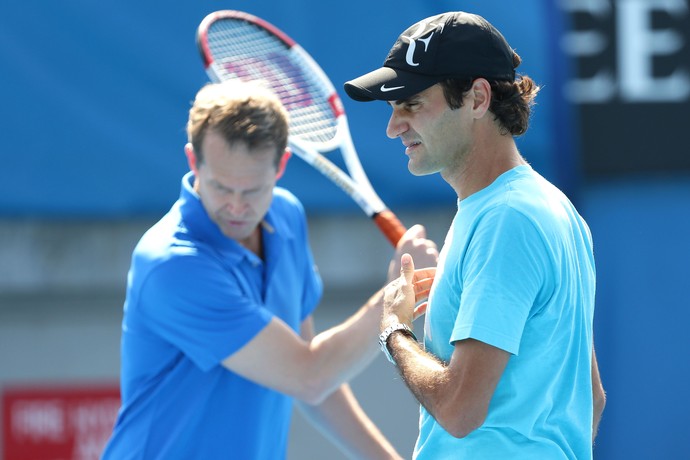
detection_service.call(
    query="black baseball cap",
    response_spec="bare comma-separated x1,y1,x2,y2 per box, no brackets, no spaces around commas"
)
344,12,517,102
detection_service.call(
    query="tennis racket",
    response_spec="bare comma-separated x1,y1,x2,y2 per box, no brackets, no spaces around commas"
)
196,10,407,247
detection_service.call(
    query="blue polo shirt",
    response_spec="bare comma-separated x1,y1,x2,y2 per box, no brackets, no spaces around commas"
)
102,172,323,460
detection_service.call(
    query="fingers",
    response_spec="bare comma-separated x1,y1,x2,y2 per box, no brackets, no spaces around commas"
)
388,224,438,281
413,302,428,320
396,225,438,264
413,267,436,281
412,275,434,296
398,224,426,246
395,225,430,252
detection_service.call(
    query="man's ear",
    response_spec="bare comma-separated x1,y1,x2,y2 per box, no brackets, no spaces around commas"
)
275,149,292,180
185,143,199,174
471,78,492,118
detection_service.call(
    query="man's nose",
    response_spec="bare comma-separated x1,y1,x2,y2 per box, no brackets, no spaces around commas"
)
386,112,407,139
225,194,248,215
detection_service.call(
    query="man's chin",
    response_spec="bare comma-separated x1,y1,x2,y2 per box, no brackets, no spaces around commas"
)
408,163,436,177
219,223,252,241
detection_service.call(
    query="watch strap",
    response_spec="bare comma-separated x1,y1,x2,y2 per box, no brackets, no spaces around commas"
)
378,323,417,364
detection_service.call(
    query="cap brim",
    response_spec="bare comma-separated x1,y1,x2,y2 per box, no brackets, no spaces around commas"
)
344,67,442,102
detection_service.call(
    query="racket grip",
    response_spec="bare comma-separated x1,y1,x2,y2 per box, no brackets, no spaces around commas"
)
373,210,407,247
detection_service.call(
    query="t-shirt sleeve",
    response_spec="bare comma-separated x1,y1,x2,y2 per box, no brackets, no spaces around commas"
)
451,206,549,355
137,251,273,372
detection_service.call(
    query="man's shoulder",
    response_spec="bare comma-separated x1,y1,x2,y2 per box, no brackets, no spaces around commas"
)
271,187,308,221
272,186,303,207
131,210,212,278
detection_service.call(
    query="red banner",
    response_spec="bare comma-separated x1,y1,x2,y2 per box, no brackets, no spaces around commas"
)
2,384,120,460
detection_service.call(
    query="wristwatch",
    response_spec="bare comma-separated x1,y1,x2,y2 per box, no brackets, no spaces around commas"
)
378,323,417,364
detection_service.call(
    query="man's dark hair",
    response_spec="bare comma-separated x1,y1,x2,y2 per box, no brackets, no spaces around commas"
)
439,54,540,136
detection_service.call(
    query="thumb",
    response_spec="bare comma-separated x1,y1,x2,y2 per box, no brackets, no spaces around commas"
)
400,253,416,282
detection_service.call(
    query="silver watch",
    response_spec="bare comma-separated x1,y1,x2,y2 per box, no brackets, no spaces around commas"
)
378,323,417,364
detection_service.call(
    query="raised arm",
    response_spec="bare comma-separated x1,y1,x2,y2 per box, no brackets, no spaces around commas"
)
222,225,438,405
222,290,383,404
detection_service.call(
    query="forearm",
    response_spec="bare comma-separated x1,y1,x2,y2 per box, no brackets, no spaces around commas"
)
387,331,448,417
380,255,446,416
591,347,606,442
592,393,605,442
297,384,402,460
387,333,504,438
304,291,384,401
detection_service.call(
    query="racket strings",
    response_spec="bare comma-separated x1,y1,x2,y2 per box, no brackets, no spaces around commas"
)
207,20,338,145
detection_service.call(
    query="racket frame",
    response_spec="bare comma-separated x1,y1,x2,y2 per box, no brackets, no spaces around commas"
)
197,10,406,245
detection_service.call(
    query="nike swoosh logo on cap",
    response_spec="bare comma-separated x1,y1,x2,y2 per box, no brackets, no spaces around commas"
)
380,84,405,92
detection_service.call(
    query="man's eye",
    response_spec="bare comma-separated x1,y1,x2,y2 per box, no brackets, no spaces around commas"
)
214,184,231,194
244,188,263,197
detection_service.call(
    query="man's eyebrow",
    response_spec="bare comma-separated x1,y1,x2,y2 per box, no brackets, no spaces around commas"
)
387,96,416,107
209,179,231,191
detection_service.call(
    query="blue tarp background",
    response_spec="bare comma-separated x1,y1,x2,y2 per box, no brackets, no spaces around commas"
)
1,0,573,216
2,1,689,459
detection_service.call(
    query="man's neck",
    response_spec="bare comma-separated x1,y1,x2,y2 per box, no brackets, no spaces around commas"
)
445,136,525,201
238,225,264,259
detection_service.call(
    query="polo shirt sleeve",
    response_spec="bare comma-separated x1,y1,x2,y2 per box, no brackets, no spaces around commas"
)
297,219,322,321
299,247,321,321
450,206,549,355
136,249,273,372
273,188,323,321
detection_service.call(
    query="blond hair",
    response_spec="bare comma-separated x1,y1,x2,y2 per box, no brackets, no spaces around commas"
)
186,81,289,165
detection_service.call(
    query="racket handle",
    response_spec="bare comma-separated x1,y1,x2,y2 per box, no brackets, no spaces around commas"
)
373,210,407,247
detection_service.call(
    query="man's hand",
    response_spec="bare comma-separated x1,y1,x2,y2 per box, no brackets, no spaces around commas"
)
382,253,435,330
388,224,438,282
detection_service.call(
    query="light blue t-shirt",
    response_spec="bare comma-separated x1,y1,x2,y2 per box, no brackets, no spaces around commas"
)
102,172,323,460
416,165,596,459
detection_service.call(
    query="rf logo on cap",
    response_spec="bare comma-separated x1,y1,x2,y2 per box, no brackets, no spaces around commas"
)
402,20,445,67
